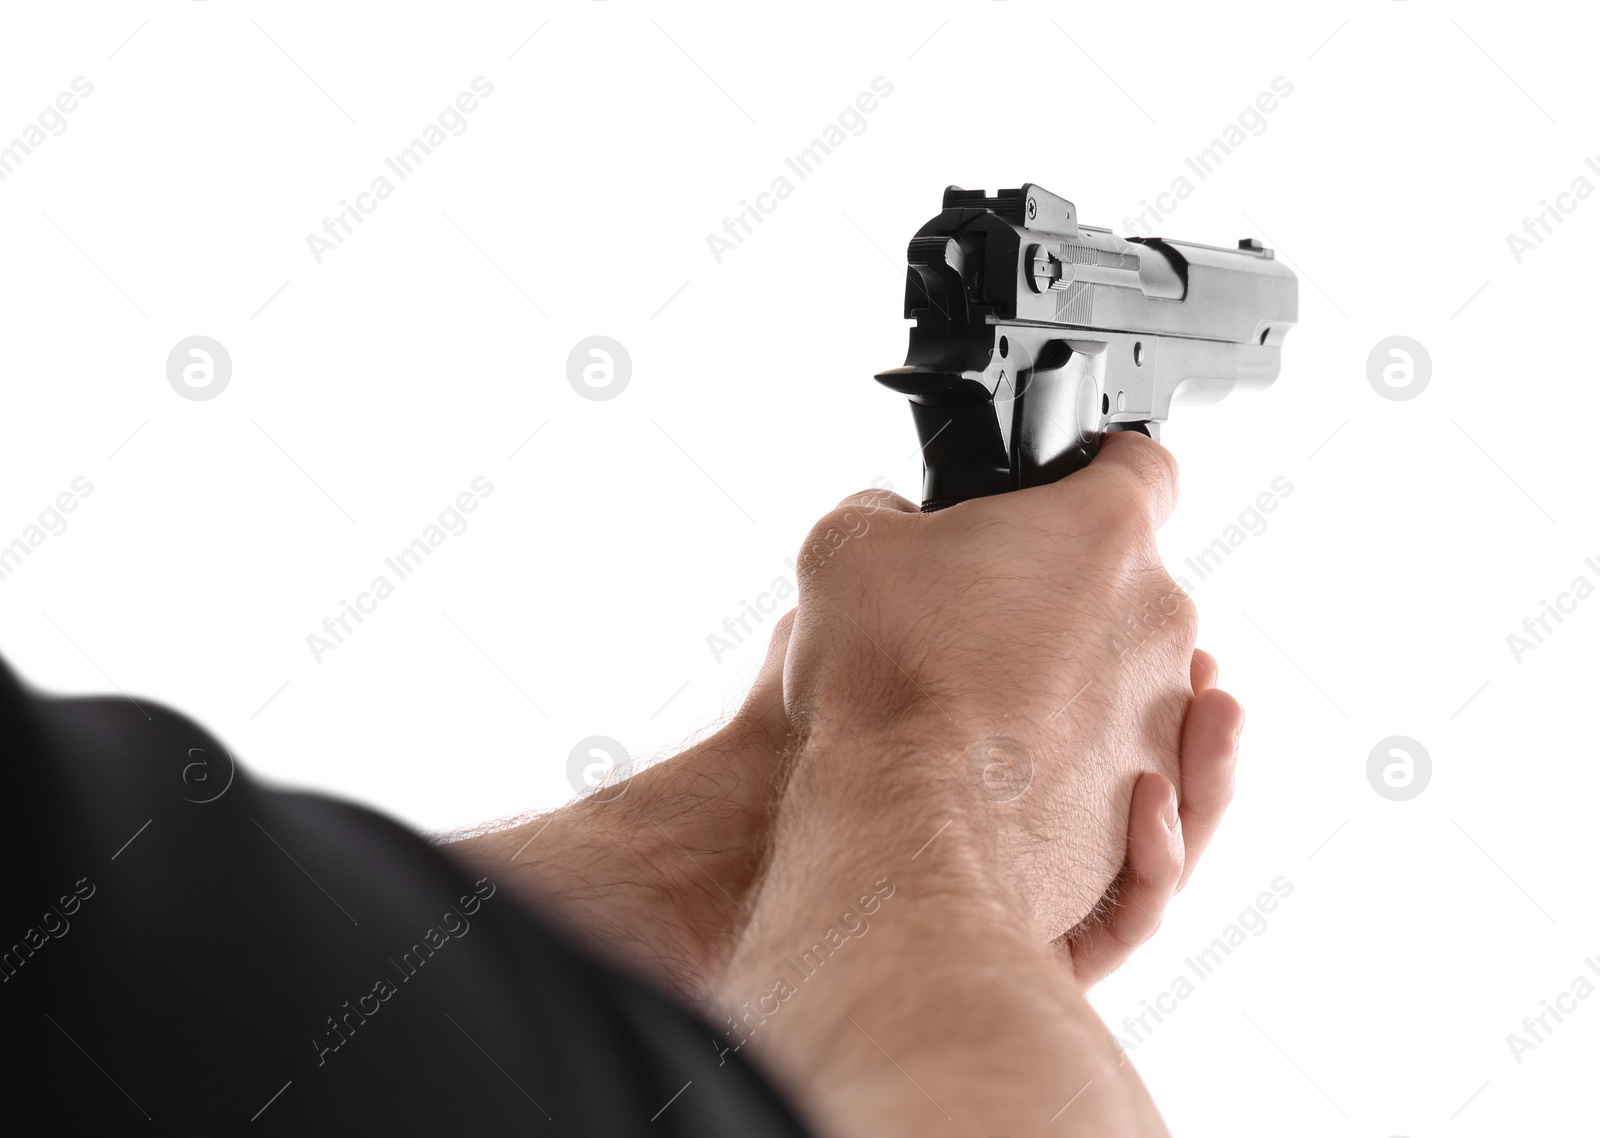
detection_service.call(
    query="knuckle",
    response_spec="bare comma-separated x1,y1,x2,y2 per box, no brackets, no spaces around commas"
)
837,486,913,513
796,503,887,581
1108,504,1154,546
1143,438,1181,497
1165,588,1199,641
1120,432,1180,500
1133,574,1194,639
1080,492,1148,544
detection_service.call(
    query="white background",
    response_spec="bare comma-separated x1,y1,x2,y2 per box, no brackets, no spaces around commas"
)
2,1,1596,1133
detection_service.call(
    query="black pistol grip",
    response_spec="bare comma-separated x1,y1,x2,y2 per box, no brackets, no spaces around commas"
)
874,366,1011,511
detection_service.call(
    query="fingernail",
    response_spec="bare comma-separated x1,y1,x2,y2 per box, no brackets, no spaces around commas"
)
1164,787,1180,830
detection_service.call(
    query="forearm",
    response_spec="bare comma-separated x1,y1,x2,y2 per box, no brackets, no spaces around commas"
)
441,719,783,1001
714,729,1167,1138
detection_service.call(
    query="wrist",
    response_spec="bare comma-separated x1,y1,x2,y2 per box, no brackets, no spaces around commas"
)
715,731,1147,1137
747,723,1037,936
777,716,1123,944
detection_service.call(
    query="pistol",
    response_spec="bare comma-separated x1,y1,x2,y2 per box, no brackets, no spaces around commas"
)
875,184,1298,510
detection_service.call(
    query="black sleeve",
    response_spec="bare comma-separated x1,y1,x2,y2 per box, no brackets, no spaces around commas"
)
0,656,810,1137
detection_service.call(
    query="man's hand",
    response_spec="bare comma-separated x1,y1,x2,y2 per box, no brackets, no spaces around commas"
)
782,431,1206,941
